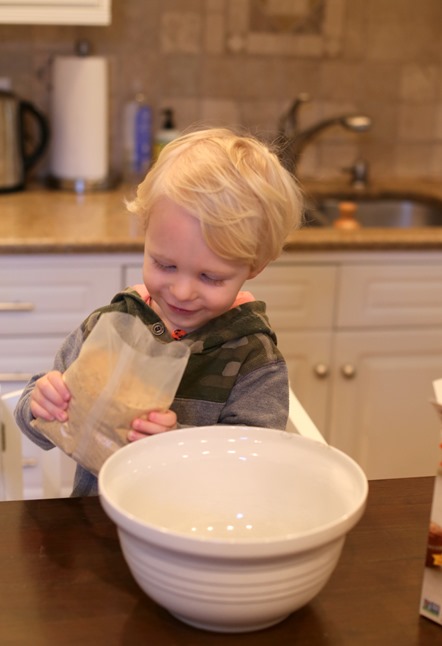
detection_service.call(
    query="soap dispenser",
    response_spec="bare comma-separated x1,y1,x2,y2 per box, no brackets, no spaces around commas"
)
123,83,152,182
153,108,179,162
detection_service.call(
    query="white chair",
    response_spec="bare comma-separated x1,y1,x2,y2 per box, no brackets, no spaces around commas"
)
0,389,24,500
0,389,68,500
287,386,326,444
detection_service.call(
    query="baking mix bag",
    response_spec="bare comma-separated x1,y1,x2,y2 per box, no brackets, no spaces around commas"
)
32,311,190,475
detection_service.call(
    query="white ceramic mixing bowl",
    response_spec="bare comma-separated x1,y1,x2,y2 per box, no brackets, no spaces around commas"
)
99,425,368,633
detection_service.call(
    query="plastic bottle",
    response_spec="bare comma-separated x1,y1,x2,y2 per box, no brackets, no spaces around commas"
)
123,85,152,182
153,108,179,162
332,201,361,230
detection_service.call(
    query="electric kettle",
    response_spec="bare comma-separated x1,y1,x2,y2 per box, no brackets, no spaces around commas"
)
0,89,49,192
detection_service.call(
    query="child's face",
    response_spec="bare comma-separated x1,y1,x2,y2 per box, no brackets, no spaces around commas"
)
143,197,253,333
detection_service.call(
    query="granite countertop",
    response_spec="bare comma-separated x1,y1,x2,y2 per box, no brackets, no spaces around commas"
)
2,179,442,254
0,185,143,254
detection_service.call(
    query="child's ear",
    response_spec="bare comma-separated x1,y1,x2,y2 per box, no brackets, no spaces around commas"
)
248,264,267,280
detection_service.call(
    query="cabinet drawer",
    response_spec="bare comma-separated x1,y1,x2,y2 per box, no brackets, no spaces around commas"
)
245,263,337,329
0,336,64,383
125,262,338,329
0,264,120,335
337,264,442,328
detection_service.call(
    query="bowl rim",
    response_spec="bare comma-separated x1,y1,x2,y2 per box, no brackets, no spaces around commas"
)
99,426,369,559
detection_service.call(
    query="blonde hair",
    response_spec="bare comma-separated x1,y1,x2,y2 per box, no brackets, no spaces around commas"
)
127,127,303,273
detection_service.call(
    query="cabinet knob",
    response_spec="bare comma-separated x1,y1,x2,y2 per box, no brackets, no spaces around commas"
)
314,363,329,379
341,363,356,379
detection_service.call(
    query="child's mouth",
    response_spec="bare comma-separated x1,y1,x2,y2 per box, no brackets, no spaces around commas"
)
168,303,196,315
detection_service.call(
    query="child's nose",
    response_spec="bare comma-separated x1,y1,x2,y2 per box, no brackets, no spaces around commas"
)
170,277,196,301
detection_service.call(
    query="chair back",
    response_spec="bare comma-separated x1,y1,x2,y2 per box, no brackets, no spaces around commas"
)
0,389,24,500
287,386,326,444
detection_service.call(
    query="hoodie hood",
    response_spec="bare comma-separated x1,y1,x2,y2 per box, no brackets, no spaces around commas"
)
93,288,277,353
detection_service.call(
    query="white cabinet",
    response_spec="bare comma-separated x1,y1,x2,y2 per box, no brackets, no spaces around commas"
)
2,250,442,494
0,0,111,25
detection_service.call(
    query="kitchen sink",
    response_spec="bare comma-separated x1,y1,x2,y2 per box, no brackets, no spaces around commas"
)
304,195,442,228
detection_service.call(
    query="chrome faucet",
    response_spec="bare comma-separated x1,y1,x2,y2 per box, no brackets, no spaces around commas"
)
342,158,370,189
277,94,372,173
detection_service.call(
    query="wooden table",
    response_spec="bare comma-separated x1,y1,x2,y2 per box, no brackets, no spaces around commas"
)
0,478,440,645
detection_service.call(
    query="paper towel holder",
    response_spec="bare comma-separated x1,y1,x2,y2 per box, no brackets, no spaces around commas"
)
47,39,119,193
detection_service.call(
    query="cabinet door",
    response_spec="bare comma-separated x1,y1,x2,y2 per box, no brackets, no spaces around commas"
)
278,331,332,439
328,329,442,479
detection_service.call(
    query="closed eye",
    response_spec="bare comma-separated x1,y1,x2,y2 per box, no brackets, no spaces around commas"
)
201,273,224,286
153,258,176,272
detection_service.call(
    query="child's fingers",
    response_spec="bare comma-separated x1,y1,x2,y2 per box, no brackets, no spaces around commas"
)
35,374,70,407
46,372,71,401
129,419,165,437
148,409,177,428
128,410,177,441
31,372,71,421
30,399,67,422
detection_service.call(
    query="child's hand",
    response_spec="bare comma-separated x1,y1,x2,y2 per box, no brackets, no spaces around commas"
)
128,409,177,442
30,370,71,422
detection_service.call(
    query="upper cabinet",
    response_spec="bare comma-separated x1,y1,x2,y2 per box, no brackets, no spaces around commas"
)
0,0,111,25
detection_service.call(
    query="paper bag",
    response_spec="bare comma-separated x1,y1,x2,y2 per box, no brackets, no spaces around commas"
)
32,311,190,475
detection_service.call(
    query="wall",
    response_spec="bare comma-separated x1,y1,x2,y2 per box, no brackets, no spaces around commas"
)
1,0,442,182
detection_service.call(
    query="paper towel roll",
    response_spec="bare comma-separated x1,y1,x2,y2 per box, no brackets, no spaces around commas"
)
50,56,109,183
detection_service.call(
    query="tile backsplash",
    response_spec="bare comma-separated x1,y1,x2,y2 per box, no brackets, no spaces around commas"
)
1,0,442,182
